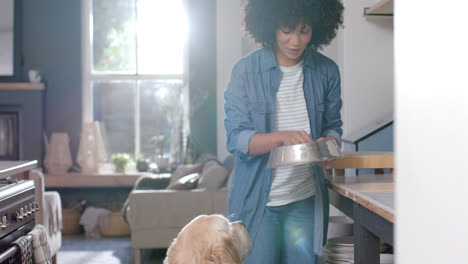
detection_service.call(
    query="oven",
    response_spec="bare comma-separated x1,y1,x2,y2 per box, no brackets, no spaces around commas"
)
0,178,36,263
0,106,22,161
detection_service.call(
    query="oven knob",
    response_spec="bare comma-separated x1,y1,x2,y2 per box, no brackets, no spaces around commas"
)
0,216,6,229
21,208,27,218
16,211,23,221
26,205,32,215
34,202,40,211
30,203,35,213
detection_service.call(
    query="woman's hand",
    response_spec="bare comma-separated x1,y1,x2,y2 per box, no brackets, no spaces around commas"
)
315,136,338,168
248,130,312,156
279,130,313,145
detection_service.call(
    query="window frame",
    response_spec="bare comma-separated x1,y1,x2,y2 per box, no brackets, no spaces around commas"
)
81,0,190,159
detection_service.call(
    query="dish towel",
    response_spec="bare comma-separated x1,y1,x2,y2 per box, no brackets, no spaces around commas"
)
29,224,52,264
79,207,112,239
12,235,33,264
45,192,63,233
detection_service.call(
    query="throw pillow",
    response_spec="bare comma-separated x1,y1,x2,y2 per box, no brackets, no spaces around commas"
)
226,166,235,189
195,153,217,164
169,164,202,187
198,160,228,191
166,173,200,190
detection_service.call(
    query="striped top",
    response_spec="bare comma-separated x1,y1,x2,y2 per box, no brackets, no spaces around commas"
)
267,59,316,207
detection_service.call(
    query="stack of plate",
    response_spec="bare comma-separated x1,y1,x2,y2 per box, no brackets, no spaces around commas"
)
380,242,392,253
322,236,394,264
380,254,394,264
323,236,354,264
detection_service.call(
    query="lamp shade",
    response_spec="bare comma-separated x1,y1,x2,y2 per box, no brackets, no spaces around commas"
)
44,132,73,174
77,122,107,173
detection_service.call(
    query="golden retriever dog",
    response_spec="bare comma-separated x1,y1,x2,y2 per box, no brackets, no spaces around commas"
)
164,214,250,264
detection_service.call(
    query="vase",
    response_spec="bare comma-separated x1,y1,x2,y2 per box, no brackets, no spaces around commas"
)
155,157,169,170
77,122,107,173
44,133,73,174
136,159,150,172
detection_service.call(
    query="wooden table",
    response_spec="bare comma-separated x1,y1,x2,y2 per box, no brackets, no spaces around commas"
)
327,174,394,264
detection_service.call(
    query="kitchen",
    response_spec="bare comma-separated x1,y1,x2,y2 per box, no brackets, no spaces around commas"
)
1,0,467,263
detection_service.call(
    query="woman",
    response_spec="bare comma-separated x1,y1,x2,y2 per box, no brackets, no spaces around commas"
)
223,0,344,263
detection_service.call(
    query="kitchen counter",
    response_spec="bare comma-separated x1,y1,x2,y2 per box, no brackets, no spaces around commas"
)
328,174,394,223
327,173,394,264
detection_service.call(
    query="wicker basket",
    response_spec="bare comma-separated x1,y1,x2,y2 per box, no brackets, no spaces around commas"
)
62,208,81,235
99,212,130,236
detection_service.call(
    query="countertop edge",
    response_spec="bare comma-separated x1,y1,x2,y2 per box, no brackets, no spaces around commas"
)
0,161,37,179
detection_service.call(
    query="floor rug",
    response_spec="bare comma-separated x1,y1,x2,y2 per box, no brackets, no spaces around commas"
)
57,236,166,264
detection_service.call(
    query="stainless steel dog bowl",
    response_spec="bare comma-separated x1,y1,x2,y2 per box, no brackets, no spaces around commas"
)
266,139,342,168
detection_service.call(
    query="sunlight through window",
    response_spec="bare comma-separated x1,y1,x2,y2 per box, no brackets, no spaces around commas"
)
86,0,188,161
137,0,188,75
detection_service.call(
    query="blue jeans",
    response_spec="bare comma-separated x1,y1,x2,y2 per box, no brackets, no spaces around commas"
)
244,196,317,264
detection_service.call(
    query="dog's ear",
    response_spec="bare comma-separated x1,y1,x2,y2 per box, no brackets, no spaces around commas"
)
165,237,184,264
209,237,242,264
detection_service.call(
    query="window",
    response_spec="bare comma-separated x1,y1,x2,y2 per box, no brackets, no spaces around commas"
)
82,0,189,164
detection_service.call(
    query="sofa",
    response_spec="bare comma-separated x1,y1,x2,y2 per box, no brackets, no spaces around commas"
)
30,170,62,264
125,157,234,264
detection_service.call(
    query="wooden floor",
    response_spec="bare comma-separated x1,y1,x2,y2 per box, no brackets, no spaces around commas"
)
57,235,166,264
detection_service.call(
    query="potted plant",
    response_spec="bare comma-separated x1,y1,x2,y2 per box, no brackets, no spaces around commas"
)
150,135,170,170
111,153,133,173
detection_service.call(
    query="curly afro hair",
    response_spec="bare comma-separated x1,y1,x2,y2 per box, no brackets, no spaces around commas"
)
243,0,344,50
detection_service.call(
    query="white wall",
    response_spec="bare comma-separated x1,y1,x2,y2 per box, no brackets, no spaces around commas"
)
216,0,394,160
0,0,14,75
395,1,468,263
339,0,394,138
216,0,242,161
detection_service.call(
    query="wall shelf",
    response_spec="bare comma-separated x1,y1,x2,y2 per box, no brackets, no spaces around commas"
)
0,82,45,91
364,0,393,16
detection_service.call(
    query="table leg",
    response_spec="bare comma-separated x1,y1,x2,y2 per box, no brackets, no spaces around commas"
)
134,248,141,264
354,203,380,264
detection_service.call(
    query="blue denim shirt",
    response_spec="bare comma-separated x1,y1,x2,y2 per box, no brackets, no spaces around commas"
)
224,47,343,256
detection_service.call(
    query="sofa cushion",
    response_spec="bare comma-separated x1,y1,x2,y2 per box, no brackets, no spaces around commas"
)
122,174,171,224
134,174,171,190
226,166,235,189
169,164,202,187
198,160,229,191
166,173,200,190
219,155,235,189
222,155,235,173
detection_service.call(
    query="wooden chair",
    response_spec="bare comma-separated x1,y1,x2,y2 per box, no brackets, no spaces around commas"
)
325,151,394,176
